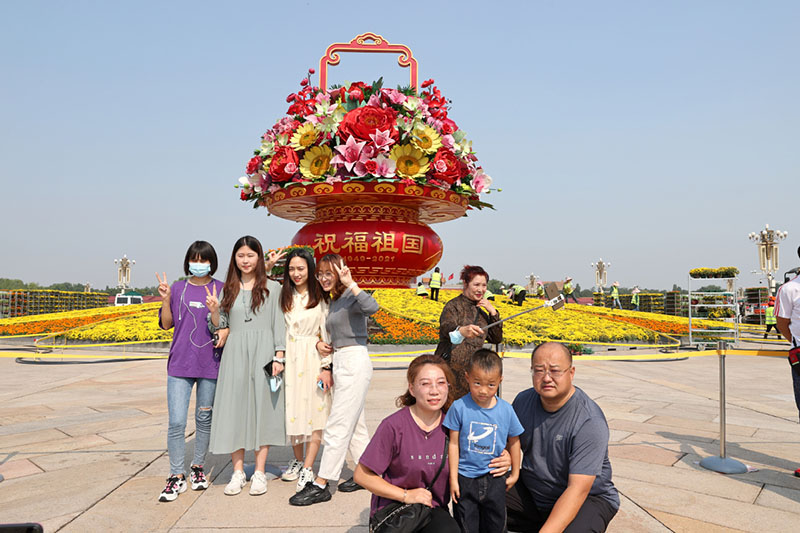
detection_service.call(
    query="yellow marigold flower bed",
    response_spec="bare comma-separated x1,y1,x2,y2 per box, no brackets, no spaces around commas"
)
0,303,161,336
64,310,171,343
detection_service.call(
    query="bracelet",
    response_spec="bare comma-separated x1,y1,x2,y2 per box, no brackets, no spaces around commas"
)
402,489,407,503
321,365,332,371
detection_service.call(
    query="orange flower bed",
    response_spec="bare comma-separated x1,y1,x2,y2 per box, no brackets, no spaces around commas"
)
370,309,438,344
600,315,688,335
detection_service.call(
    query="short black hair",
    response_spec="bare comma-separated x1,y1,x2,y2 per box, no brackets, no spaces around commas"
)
183,240,218,276
468,348,503,375
531,342,572,365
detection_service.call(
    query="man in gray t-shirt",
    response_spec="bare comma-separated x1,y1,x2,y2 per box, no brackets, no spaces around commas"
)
508,342,618,532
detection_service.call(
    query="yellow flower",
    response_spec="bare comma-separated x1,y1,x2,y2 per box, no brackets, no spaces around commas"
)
411,125,442,154
289,123,319,151
300,145,333,179
390,144,430,179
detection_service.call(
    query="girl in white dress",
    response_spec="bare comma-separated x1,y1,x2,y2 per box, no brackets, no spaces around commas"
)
278,248,332,491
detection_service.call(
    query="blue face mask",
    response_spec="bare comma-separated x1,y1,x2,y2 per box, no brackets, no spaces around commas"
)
189,262,211,277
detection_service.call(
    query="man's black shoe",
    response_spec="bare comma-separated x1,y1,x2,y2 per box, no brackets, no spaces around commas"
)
289,483,331,506
337,477,364,493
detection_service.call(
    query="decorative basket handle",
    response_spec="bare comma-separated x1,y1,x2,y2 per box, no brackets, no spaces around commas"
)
319,32,418,93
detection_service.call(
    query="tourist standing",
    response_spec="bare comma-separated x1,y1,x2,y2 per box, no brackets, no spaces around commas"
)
430,267,443,302
435,265,503,400
156,241,224,502
609,282,622,310
290,254,379,506
564,276,579,304
207,236,286,496
279,248,332,492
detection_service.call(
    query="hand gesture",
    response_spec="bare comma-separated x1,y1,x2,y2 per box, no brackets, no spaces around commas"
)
204,284,219,313
156,272,170,300
333,260,354,287
265,248,287,271
478,298,497,316
406,488,433,507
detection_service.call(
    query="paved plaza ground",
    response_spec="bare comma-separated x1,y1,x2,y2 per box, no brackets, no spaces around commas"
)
1,341,800,532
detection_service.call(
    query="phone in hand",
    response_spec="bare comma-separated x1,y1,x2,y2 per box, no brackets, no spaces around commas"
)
317,379,325,391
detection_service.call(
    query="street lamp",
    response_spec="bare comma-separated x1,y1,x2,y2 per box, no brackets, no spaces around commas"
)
590,259,610,292
114,254,136,291
748,224,787,295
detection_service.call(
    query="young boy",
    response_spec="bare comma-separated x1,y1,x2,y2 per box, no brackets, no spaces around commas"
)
444,349,523,533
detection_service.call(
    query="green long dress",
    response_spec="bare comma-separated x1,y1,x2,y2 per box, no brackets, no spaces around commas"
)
209,280,287,453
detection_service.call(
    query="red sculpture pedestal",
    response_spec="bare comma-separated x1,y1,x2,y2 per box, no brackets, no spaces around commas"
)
265,181,468,288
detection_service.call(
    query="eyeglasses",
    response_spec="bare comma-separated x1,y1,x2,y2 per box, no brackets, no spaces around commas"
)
530,366,571,379
316,272,335,281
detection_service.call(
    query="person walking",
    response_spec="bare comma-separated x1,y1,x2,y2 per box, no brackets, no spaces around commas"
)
156,241,224,502
765,296,780,339
279,248,332,492
609,282,622,310
631,286,641,311
563,276,579,304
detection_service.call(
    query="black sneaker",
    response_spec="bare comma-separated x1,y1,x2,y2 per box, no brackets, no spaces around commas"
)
158,475,187,502
289,483,331,506
337,477,364,493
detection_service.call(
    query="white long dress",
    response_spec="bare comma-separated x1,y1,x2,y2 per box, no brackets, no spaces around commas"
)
284,290,331,444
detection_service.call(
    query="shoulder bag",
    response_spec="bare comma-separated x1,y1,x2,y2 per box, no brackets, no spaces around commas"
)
369,435,449,533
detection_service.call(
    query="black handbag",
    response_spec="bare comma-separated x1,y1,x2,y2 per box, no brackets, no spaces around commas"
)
369,435,449,533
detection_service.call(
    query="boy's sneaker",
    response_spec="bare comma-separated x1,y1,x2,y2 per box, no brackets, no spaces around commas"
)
296,467,314,492
158,475,187,502
289,482,331,506
281,459,303,481
249,470,268,496
190,465,209,490
224,470,247,496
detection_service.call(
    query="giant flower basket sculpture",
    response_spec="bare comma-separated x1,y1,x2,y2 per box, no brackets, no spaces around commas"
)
238,33,494,288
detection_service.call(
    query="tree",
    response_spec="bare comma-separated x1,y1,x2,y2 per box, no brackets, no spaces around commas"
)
487,279,505,294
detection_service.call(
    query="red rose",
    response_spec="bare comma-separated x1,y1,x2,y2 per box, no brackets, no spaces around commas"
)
364,160,378,175
430,148,463,184
337,105,398,143
268,146,299,182
240,189,249,201
246,156,263,174
439,118,457,135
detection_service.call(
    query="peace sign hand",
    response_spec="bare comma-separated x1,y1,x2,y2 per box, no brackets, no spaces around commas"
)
265,248,288,271
205,284,219,313
333,261,354,287
156,272,170,300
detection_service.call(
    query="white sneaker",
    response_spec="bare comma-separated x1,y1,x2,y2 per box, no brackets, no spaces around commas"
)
158,475,187,502
249,470,268,496
296,467,314,493
281,459,303,481
224,470,247,496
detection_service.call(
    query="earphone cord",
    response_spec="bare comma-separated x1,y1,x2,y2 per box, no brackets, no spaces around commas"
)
179,281,214,349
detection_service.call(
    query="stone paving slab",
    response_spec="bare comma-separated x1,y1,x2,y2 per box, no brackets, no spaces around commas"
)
1,347,800,532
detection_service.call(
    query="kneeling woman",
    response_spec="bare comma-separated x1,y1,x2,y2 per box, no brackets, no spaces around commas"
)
354,355,460,533
207,236,286,496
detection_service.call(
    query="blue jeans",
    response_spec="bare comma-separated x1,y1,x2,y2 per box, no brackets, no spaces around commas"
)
167,376,216,475
612,298,622,310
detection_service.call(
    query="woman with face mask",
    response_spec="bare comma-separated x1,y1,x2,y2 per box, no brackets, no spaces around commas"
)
206,236,287,497
156,241,225,503
278,248,332,492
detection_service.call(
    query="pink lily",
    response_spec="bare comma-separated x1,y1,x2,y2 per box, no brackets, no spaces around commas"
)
369,129,395,151
471,169,492,193
331,135,370,173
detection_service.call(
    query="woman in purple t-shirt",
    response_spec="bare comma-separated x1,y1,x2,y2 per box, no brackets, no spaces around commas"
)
156,241,225,503
354,354,461,533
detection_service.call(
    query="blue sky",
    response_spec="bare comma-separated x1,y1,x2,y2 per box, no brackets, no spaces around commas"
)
1,1,798,291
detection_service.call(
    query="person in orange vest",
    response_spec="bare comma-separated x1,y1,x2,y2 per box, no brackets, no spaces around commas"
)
429,267,443,301
764,296,779,339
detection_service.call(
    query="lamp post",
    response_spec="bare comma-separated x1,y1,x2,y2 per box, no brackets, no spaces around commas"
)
527,272,539,292
591,259,610,292
114,255,136,292
748,224,787,295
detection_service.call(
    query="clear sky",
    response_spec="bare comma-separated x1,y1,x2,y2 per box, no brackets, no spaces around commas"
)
1,0,798,292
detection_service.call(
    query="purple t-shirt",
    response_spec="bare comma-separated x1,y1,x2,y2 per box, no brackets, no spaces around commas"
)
159,279,224,379
359,407,450,517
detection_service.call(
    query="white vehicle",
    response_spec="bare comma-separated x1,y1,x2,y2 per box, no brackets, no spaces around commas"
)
114,293,143,306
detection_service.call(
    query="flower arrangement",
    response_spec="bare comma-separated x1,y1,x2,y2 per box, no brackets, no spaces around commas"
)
237,71,495,211
689,267,739,279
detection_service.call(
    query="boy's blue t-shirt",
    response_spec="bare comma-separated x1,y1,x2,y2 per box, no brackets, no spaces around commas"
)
443,394,524,478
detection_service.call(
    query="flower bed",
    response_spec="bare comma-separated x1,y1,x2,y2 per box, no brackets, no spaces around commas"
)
0,303,160,336
370,309,438,344
64,311,171,343
571,305,733,335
